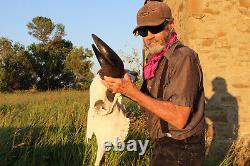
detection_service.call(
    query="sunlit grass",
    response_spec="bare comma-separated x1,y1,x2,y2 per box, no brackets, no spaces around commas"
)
0,90,247,165
0,90,89,165
0,90,151,166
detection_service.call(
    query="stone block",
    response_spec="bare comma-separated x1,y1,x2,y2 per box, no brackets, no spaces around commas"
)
239,0,250,8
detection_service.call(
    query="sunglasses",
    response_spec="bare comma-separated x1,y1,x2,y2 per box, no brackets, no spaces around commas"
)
137,26,164,37
136,19,171,37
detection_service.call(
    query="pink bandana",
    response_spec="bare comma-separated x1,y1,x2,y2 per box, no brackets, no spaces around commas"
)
143,32,177,80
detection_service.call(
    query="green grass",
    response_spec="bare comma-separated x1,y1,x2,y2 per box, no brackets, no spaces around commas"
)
0,90,246,166
0,90,152,166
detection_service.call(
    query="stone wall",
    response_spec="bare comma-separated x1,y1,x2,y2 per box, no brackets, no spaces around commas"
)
164,0,250,164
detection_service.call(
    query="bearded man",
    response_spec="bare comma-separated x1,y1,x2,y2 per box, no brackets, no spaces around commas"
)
102,1,205,165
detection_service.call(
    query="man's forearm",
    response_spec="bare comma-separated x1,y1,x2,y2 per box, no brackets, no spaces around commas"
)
128,89,190,129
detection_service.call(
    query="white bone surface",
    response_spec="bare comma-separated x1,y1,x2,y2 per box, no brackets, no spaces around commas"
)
86,74,130,166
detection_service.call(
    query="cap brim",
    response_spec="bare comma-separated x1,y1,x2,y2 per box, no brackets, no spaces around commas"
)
132,19,166,35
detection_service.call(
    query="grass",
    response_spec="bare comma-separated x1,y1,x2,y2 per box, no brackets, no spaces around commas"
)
0,90,89,165
219,140,250,166
0,90,152,166
0,90,248,165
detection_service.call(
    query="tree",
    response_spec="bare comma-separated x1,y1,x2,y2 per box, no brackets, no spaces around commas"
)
0,16,94,91
65,47,94,89
27,38,74,90
0,37,35,91
27,16,94,90
27,16,65,43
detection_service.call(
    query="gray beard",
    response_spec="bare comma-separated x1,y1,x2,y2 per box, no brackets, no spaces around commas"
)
144,37,166,56
145,44,165,55
144,31,173,56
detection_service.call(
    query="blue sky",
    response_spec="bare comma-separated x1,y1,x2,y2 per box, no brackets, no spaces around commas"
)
0,0,144,73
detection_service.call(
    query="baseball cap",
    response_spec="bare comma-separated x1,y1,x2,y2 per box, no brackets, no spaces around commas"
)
133,1,173,34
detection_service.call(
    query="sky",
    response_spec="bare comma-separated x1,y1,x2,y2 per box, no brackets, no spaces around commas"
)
0,0,145,73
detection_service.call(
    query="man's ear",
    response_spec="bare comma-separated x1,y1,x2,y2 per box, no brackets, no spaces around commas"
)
163,25,171,34
170,18,174,26
167,20,174,30
163,23,174,35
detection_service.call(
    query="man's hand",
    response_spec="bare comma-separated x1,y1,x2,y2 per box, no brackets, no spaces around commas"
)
101,73,138,99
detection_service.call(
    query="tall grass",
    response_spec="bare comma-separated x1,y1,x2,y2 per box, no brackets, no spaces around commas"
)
0,90,87,165
0,91,248,165
219,140,250,166
0,90,151,166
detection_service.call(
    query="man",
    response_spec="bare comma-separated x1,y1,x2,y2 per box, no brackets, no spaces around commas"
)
102,1,205,165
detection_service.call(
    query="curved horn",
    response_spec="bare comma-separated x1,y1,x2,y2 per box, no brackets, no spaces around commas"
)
91,34,124,78
92,44,105,67
92,34,123,67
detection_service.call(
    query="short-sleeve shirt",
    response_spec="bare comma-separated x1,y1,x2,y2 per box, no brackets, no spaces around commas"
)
141,41,205,140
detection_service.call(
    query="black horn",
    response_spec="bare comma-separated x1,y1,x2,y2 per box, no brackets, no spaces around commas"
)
91,34,124,79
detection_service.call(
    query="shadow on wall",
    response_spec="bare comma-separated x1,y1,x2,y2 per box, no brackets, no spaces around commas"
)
205,77,239,165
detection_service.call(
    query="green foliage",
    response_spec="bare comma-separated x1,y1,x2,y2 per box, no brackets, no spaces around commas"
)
0,16,94,92
0,38,35,92
65,47,94,90
25,16,94,91
27,16,65,43
27,38,75,90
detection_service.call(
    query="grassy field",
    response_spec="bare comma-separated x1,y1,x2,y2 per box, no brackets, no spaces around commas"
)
0,90,152,166
0,90,245,166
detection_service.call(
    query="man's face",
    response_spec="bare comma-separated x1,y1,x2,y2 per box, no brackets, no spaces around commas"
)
142,23,173,55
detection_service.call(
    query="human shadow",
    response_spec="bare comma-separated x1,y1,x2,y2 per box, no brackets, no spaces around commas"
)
205,77,239,165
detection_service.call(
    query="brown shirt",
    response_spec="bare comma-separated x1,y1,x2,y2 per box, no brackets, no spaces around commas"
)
141,41,205,140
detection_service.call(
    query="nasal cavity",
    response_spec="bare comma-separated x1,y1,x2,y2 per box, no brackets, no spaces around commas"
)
94,100,105,109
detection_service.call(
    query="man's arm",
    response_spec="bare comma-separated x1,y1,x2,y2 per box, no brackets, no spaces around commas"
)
131,87,191,129
102,74,191,129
